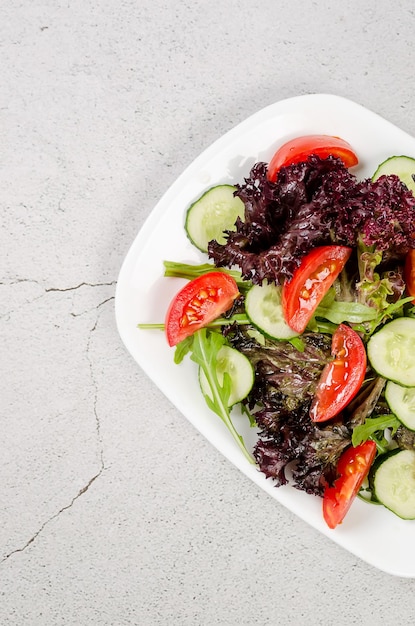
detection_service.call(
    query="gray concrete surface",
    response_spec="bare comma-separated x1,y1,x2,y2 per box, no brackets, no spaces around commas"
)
2,1,415,624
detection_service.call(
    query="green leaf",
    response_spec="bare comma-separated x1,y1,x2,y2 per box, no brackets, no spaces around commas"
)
288,336,306,352
240,402,257,428
315,300,377,324
174,335,194,364
206,313,250,327
378,296,414,319
354,242,413,337
307,318,338,335
354,296,414,337
163,260,252,293
351,414,401,448
190,329,254,463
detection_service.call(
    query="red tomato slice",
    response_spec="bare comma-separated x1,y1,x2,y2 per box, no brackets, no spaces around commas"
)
267,134,358,182
323,440,377,529
310,323,366,423
404,248,415,302
282,246,352,334
165,272,239,346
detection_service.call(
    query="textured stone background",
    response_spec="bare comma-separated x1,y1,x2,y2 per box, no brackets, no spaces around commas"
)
2,1,415,624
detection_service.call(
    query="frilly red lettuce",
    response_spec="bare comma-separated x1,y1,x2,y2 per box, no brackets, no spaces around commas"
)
208,157,415,285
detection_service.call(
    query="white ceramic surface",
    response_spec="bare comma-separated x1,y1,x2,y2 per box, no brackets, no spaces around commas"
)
115,94,415,578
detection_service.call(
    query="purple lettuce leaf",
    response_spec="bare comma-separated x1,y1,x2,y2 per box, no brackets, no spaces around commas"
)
208,157,415,286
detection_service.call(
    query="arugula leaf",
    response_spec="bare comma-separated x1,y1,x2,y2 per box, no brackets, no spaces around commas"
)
306,318,338,335
353,296,414,337
351,414,401,451
204,313,250,327
240,402,257,428
163,260,252,293
174,335,194,364
288,336,305,352
189,329,254,463
138,313,251,334
137,322,164,330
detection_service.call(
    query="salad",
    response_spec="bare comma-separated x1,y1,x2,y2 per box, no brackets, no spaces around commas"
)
140,134,415,529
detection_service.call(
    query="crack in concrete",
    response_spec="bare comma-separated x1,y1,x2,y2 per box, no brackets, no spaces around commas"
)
1,279,117,319
86,310,106,469
1,278,116,291
70,295,115,318
0,278,42,287
45,281,117,293
1,471,102,563
1,298,111,565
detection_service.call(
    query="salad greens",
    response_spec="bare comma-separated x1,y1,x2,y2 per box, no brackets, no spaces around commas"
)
174,328,255,463
208,156,415,286
139,153,415,511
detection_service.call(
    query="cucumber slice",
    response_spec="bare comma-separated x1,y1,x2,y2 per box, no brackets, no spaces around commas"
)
185,185,245,252
373,155,415,195
367,318,415,386
199,345,254,407
385,381,415,431
372,449,415,519
245,282,299,340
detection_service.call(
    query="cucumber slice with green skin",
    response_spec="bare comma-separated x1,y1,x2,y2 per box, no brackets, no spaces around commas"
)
372,449,415,520
245,282,300,340
367,318,415,386
185,185,245,253
385,381,415,431
199,345,254,407
373,155,415,195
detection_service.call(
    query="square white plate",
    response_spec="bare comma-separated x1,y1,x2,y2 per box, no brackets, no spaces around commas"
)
115,94,415,578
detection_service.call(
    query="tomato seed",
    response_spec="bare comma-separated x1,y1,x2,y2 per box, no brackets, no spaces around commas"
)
180,314,189,328
190,298,202,308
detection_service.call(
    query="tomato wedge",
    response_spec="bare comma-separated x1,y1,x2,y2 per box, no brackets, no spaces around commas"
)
165,272,239,346
404,248,415,302
267,134,358,182
282,246,352,334
310,323,366,423
323,440,377,529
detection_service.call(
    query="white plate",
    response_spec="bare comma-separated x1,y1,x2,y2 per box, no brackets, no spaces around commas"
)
115,94,415,578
